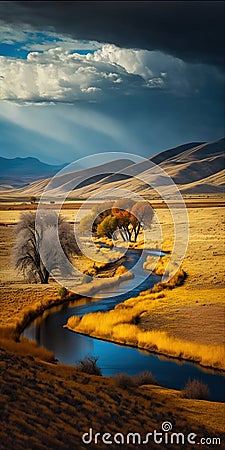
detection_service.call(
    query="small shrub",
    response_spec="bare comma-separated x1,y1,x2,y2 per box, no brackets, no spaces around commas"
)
77,355,102,376
82,274,93,284
84,266,97,277
134,371,157,386
0,337,55,362
115,265,127,276
151,282,164,293
112,373,136,389
58,287,68,299
29,196,37,204
167,268,186,287
181,379,210,400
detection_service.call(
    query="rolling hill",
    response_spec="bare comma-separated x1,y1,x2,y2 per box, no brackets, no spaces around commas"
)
0,138,224,200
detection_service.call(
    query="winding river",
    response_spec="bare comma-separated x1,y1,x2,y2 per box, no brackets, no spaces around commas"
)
23,249,225,402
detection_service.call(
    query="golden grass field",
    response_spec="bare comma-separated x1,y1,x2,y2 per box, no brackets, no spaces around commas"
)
0,202,225,449
67,205,225,370
0,204,224,358
0,219,130,340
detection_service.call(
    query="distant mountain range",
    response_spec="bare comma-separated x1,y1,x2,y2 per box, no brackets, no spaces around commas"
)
0,138,224,200
0,157,65,188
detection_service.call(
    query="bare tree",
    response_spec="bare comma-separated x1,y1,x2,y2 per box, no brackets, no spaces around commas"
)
13,211,79,284
130,201,154,242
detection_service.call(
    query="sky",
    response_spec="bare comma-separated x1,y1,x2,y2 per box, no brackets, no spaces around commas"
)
0,1,224,164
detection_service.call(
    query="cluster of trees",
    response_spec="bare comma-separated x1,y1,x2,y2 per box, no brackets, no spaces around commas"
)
79,199,154,242
14,199,154,285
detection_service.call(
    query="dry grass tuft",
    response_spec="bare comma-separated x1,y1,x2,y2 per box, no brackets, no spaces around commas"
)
151,267,187,293
161,238,174,253
143,254,170,275
134,371,157,386
58,286,69,299
112,373,136,389
181,379,210,400
143,252,186,291
67,315,81,329
137,330,225,369
114,265,128,276
0,337,55,362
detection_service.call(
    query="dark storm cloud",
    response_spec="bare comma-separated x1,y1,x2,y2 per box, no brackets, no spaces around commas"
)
0,1,224,68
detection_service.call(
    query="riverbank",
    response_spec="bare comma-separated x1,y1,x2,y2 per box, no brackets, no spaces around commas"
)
0,224,132,341
66,206,225,371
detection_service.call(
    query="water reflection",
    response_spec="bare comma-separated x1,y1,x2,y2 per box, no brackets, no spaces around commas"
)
23,287,225,402
23,251,225,402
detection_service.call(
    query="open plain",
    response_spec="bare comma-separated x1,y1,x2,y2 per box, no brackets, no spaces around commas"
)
0,199,225,449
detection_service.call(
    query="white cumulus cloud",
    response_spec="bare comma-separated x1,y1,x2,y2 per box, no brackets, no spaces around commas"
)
1,42,217,105
0,43,169,104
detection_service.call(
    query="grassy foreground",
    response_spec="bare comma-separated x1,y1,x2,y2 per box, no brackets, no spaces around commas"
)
1,347,225,450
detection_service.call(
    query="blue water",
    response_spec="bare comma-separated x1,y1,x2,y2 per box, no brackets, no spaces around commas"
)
23,250,225,402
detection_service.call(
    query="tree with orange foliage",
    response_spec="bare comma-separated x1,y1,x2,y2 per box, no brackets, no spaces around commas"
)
111,198,134,241
111,199,154,242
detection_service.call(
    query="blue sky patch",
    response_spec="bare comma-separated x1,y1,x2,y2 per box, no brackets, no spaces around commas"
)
0,43,29,59
71,49,95,55
0,30,97,59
